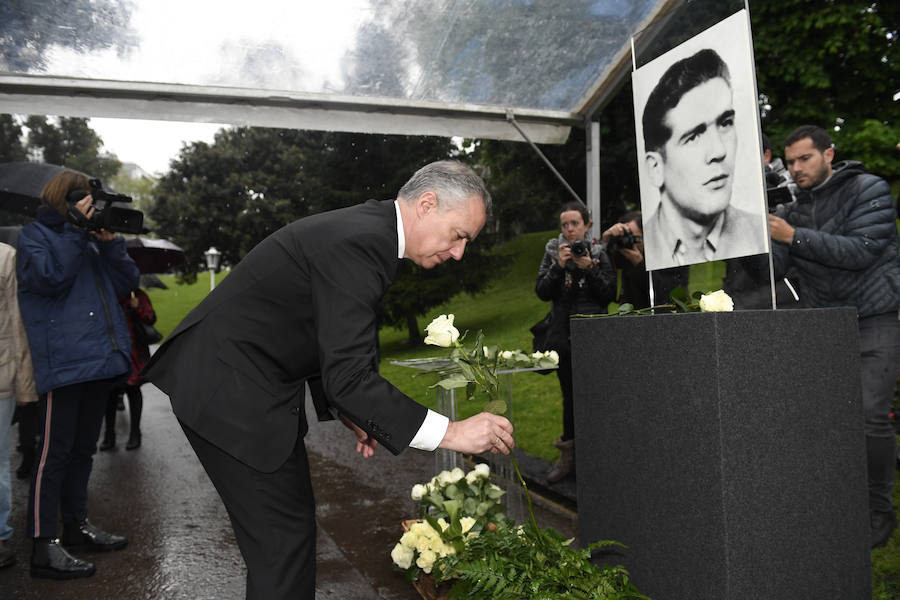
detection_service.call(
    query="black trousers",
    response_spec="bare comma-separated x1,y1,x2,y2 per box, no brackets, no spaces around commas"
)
28,378,115,537
180,421,317,600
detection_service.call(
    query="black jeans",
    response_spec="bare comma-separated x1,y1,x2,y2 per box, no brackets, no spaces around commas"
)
858,312,900,514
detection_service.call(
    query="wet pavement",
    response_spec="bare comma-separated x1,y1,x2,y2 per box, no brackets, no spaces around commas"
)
1,383,576,599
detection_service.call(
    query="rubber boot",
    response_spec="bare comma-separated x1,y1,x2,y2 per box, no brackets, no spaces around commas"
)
547,437,575,483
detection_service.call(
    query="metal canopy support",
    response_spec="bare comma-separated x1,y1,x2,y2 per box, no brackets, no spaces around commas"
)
505,111,583,207
586,120,601,240
0,74,577,145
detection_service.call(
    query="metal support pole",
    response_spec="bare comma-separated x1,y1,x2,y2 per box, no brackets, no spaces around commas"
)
506,111,583,206
586,120,601,240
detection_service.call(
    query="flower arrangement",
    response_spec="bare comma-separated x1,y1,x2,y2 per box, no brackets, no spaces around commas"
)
392,463,506,580
391,314,648,600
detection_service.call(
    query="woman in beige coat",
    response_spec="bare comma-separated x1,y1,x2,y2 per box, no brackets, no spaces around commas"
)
0,241,37,569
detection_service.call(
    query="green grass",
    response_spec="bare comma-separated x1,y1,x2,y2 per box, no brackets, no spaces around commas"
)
145,231,899,597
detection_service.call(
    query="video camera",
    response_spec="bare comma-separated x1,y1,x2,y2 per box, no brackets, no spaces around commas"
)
66,178,144,234
766,186,792,214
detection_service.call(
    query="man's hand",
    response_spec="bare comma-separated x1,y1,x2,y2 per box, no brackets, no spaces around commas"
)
438,412,514,455
768,214,795,244
618,246,643,266
340,414,377,458
601,222,630,244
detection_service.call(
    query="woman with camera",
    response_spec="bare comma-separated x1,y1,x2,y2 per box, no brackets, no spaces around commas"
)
16,169,138,579
534,201,616,482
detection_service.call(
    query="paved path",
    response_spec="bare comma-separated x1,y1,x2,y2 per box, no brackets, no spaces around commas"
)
1,383,575,599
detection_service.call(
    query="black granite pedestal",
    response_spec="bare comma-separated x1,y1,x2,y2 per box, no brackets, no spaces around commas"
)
572,308,870,599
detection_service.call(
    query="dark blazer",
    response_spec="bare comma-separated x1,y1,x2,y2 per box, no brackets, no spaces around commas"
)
144,200,427,472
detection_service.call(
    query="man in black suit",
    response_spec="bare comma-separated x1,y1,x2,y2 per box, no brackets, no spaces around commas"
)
143,160,513,599
640,48,766,270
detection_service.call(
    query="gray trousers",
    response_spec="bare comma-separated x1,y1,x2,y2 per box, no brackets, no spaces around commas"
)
858,311,900,514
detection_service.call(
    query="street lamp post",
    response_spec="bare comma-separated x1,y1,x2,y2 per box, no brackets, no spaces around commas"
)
204,246,221,292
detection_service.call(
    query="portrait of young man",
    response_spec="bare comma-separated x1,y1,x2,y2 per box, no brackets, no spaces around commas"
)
632,12,768,272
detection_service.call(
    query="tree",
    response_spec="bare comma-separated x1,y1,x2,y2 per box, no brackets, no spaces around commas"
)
751,0,900,178
0,114,27,162
149,127,502,343
25,116,121,181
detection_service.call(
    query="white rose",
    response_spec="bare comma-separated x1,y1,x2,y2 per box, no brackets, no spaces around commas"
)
436,470,454,486
546,350,559,365
460,517,476,533
410,484,427,501
424,314,460,347
699,290,734,312
416,549,437,573
391,543,414,570
465,470,479,484
483,346,489,357
500,350,514,360
400,530,418,548
448,467,465,483
474,463,490,479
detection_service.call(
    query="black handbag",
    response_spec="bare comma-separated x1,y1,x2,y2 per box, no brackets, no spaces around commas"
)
530,311,554,353
134,320,163,345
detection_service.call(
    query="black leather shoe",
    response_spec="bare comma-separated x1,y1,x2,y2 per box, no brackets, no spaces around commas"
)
61,520,127,552
871,510,897,549
30,539,95,579
99,436,116,451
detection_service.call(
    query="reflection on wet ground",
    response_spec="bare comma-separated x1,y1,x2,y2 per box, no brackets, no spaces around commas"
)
0,384,575,599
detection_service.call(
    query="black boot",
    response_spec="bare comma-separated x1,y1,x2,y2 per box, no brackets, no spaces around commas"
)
126,431,141,450
125,388,142,450
30,538,95,579
99,430,116,451
547,437,575,483
62,520,127,552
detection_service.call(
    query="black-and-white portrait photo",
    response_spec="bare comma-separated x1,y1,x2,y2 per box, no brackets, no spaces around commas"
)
633,10,769,272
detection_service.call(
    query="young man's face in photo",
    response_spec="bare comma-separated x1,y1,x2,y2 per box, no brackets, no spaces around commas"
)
658,77,736,222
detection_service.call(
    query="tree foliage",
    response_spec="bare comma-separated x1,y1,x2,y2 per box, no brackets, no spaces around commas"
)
25,116,121,181
751,0,900,177
149,127,502,342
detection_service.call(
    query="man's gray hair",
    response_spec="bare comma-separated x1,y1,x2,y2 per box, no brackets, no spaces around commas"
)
398,160,492,213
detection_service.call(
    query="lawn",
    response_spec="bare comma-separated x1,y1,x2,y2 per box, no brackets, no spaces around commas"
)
145,229,899,598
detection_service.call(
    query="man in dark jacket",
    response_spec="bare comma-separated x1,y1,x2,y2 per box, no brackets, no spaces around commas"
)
768,125,900,548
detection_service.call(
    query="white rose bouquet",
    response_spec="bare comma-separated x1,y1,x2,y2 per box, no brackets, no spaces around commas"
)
391,463,505,582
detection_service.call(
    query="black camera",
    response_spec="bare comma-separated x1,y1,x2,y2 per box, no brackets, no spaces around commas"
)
569,239,589,257
766,186,792,214
66,178,144,234
612,230,636,250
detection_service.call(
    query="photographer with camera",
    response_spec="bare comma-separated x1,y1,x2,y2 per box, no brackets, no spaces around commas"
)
16,169,138,579
535,201,616,482
601,212,689,309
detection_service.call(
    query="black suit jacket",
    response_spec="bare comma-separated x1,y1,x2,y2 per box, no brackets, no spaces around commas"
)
144,200,427,472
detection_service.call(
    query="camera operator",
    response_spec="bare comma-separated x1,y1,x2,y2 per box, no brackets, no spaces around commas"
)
16,169,138,579
535,201,616,483
600,211,688,309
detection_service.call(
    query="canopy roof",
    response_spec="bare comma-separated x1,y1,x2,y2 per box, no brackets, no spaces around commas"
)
0,0,718,144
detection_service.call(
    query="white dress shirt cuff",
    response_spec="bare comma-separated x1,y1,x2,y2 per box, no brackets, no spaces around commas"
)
409,409,449,451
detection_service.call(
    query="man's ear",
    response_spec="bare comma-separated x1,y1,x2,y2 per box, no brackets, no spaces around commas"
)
823,146,835,166
415,191,438,218
645,152,665,189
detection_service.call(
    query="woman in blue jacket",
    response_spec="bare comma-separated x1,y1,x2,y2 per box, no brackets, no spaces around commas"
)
16,169,139,579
